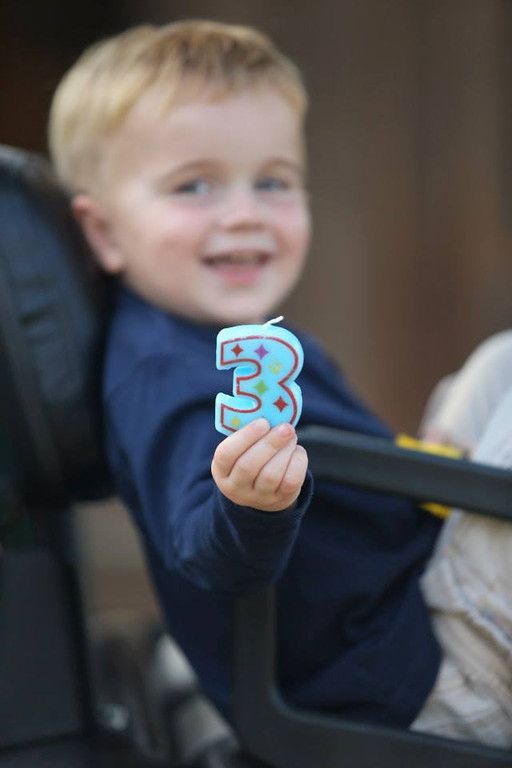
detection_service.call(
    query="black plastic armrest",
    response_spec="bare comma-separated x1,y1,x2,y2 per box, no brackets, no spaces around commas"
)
234,427,512,768
299,425,512,520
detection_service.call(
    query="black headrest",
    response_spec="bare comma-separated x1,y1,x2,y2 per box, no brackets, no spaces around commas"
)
0,145,111,509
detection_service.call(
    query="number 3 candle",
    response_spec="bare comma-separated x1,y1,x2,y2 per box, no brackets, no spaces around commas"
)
215,317,304,436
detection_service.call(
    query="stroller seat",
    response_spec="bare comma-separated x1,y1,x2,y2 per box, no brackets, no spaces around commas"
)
1,144,512,768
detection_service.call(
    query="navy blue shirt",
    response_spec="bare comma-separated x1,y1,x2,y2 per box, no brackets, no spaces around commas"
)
103,286,442,727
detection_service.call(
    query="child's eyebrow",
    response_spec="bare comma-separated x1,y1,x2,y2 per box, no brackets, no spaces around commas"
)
262,158,305,176
153,157,305,187
155,159,221,184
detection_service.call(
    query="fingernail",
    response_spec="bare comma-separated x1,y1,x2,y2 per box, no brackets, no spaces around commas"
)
276,423,293,438
253,418,269,432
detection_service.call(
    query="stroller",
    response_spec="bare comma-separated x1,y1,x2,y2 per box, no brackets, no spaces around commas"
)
0,144,511,767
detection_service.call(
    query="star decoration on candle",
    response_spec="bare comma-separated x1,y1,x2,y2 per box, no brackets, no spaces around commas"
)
231,416,241,428
231,343,244,357
273,396,288,412
269,360,282,375
255,343,269,359
254,380,269,395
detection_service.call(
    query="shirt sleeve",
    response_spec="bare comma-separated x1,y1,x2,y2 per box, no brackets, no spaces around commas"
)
105,354,313,594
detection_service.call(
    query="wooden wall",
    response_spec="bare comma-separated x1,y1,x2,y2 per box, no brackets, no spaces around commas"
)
122,0,512,430
2,0,512,432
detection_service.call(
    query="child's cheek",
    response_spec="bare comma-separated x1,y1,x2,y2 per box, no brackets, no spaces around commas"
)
278,200,311,251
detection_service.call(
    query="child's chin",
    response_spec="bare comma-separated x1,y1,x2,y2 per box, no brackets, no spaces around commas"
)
216,306,273,327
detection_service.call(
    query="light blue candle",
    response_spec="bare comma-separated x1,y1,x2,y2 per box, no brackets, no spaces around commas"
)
215,316,304,436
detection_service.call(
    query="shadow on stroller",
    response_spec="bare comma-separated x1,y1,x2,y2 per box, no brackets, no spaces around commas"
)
0,144,511,767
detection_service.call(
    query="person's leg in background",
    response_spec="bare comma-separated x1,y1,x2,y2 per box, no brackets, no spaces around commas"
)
412,335,512,747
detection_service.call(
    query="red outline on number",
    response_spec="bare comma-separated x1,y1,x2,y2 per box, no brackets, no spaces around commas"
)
219,334,300,433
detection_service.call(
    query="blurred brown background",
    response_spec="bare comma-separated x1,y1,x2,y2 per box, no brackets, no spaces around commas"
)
2,0,512,620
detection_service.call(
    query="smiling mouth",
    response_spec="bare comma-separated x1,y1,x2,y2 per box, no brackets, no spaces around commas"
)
202,252,270,267
201,252,271,287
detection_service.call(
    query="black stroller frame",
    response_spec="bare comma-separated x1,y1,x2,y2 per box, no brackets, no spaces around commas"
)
1,144,511,767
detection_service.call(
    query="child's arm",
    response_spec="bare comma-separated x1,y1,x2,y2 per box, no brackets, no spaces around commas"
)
106,356,313,594
211,418,308,513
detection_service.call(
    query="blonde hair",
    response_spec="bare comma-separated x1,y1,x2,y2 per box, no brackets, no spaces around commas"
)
48,20,308,193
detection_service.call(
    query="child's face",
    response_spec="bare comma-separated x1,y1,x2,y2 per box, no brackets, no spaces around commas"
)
77,85,311,325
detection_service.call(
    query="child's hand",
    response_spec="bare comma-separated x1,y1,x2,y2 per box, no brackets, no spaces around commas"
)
211,418,308,512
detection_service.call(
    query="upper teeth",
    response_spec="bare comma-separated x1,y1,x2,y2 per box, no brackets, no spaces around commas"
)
207,253,263,264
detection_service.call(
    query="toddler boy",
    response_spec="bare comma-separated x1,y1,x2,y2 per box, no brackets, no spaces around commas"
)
48,20,512,745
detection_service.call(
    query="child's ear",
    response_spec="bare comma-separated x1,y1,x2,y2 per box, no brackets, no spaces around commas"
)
71,195,124,274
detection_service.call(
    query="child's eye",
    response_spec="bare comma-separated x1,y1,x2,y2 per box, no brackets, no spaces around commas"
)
174,179,213,195
255,176,290,192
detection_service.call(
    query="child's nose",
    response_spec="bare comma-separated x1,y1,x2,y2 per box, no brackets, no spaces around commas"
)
218,186,266,230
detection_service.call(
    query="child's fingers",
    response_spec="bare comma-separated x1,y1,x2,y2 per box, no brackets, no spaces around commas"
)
253,436,299,494
212,418,271,477
277,445,309,497
252,444,308,512
229,422,296,487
